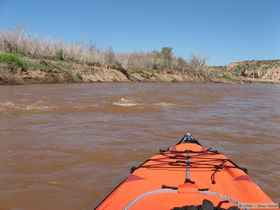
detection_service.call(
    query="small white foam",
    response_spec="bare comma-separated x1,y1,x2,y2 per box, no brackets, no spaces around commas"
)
0,101,18,111
112,97,138,107
154,102,176,107
0,101,54,112
25,105,51,111
1,101,16,107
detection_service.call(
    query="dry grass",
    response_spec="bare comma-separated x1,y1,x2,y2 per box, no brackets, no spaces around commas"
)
0,28,208,74
0,28,106,64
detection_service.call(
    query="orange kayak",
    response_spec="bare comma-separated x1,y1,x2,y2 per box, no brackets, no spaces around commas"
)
95,134,278,210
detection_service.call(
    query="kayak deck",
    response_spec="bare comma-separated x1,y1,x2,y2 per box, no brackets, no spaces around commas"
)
96,139,276,210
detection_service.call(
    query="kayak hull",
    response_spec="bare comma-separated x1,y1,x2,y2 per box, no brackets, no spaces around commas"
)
96,140,276,210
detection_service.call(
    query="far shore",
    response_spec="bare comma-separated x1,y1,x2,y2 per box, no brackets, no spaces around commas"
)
1,30,279,85
0,53,279,85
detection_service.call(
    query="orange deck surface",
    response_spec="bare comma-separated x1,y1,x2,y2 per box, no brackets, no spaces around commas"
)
96,142,277,210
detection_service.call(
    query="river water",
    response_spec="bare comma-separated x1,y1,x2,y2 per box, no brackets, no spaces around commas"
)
0,83,279,210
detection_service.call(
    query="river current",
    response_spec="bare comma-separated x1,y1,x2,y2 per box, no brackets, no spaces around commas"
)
0,83,279,210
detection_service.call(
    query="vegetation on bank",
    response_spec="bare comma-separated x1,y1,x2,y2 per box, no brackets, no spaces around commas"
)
0,28,279,84
0,52,31,69
0,28,211,84
0,28,206,71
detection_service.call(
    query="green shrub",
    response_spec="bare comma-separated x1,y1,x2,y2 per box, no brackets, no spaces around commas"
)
0,52,28,69
222,72,235,81
56,49,64,61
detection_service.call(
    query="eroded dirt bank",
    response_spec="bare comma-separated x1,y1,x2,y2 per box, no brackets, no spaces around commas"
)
1,53,280,85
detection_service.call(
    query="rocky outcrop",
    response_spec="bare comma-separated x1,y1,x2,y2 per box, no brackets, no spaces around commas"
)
227,60,280,82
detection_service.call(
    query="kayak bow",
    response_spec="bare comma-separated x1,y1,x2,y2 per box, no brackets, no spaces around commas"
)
95,133,278,210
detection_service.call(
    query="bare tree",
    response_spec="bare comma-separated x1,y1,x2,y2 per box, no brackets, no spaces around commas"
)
176,57,188,72
160,47,173,69
104,47,115,65
190,55,206,70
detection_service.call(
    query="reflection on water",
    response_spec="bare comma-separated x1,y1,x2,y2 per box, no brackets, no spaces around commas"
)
0,83,279,210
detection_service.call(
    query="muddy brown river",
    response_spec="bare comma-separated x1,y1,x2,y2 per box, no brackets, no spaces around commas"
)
0,83,279,210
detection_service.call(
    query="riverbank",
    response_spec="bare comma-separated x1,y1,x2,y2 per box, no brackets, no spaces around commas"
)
0,29,280,85
0,52,210,85
1,52,280,85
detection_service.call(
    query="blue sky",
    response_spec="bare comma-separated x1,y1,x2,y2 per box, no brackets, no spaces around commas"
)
0,0,279,65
